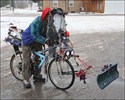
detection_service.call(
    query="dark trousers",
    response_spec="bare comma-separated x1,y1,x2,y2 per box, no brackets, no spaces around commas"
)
22,42,42,81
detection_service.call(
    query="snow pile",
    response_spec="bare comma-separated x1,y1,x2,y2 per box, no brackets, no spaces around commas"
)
1,8,41,16
66,16,124,34
1,15,124,47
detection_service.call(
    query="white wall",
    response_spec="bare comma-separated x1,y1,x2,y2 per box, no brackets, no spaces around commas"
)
105,0,124,14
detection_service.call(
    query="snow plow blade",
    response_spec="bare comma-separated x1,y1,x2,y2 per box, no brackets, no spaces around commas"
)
97,64,119,90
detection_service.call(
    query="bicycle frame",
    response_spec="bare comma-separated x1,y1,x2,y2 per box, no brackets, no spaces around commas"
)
33,51,46,69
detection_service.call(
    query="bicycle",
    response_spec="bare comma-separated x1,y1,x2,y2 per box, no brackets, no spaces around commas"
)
5,26,75,90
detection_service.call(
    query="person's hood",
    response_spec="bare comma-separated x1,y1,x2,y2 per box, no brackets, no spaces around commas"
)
42,7,51,21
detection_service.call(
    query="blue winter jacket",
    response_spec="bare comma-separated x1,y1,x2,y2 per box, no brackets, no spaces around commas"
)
22,16,46,46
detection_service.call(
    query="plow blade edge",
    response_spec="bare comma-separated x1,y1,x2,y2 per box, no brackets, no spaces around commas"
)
97,64,119,90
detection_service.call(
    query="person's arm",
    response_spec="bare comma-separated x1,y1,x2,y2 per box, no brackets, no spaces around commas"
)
30,16,46,44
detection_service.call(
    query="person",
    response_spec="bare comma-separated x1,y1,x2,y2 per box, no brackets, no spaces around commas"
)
21,7,51,89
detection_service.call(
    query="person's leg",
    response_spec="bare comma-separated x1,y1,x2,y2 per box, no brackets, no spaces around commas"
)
22,44,32,88
31,42,45,82
31,42,42,75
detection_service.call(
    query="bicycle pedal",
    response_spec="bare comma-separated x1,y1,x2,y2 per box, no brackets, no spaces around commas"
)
33,76,46,82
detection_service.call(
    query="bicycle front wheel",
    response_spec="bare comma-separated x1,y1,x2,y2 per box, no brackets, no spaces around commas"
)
48,58,75,90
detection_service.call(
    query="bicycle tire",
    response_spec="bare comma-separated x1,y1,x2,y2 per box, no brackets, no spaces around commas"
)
48,58,75,90
10,51,23,81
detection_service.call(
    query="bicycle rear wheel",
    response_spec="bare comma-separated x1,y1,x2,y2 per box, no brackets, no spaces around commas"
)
10,51,23,81
48,58,75,90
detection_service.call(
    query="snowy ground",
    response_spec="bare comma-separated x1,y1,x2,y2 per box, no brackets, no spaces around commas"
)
1,15,124,47
1,31,124,99
1,9,124,99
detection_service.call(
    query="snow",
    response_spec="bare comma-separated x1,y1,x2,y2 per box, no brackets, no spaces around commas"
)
1,8,40,16
1,15,124,47
66,16,124,34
